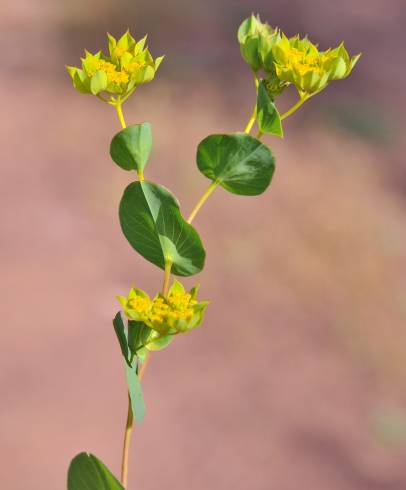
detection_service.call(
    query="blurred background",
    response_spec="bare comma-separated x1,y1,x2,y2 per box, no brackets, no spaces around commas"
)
1,0,406,489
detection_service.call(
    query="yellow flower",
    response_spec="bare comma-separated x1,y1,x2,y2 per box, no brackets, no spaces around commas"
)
117,280,209,335
272,34,361,97
66,30,164,100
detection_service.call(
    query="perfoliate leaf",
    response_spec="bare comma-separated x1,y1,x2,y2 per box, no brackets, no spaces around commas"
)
196,133,275,195
256,80,283,137
119,181,205,276
110,123,152,174
68,452,124,490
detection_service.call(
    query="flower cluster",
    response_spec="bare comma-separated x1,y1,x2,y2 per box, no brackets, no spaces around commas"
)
118,279,209,335
66,31,163,99
273,35,360,96
238,14,360,98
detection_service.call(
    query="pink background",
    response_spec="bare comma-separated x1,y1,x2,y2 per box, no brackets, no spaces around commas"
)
2,1,406,489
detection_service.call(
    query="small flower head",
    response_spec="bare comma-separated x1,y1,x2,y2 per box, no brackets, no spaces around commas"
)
66,30,163,100
322,42,361,81
272,34,361,97
117,279,209,336
238,14,281,74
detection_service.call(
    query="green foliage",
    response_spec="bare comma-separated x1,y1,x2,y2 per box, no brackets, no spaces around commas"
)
256,80,283,137
128,319,153,356
68,453,124,490
112,312,131,366
113,311,174,359
196,133,275,195
110,123,152,174
119,181,205,276
65,18,362,490
126,360,146,423
112,312,145,423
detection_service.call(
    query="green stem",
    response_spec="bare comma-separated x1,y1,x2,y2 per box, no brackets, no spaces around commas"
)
120,354,151,488
114,99,144,181
243,72,259,134
162,260,172,297
187,181,218,224
120,395,133,488
115,99,127,129
121,87,136,104
244,104,257,134
280,95,309,121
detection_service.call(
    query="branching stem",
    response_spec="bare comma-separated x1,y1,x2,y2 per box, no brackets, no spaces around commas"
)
280,95,309,121
118,82,308,488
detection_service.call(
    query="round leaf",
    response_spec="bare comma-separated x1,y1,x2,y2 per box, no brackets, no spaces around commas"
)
68,453,124,490
119,181,205,276
110,123,152,174
196,133,275,195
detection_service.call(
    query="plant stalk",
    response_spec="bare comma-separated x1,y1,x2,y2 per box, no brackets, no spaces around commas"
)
120,396,133,488
280,95,308,121
120,260,172,487
116,99,127,129
120,357,150,488
117,72,313,488
187,181,218,224
244,104,257,134
162,260,173,296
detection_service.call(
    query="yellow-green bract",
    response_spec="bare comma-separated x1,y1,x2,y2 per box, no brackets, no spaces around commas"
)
66,30,164,98
238,14,361,99
117,279,209,336
273,34,361,97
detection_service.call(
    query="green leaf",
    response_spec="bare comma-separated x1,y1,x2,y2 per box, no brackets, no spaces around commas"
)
110,123,152,174
112,312,130,366
128,320,153,356
90,70,107,95
68,452,124,490
126,360,145,423
112,313,146,422
119,181,205,276
256,80,283,137
196,133,275,195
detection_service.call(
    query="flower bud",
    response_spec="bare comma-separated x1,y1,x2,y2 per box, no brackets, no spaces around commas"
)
322,43,361,81
238,14,280,74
